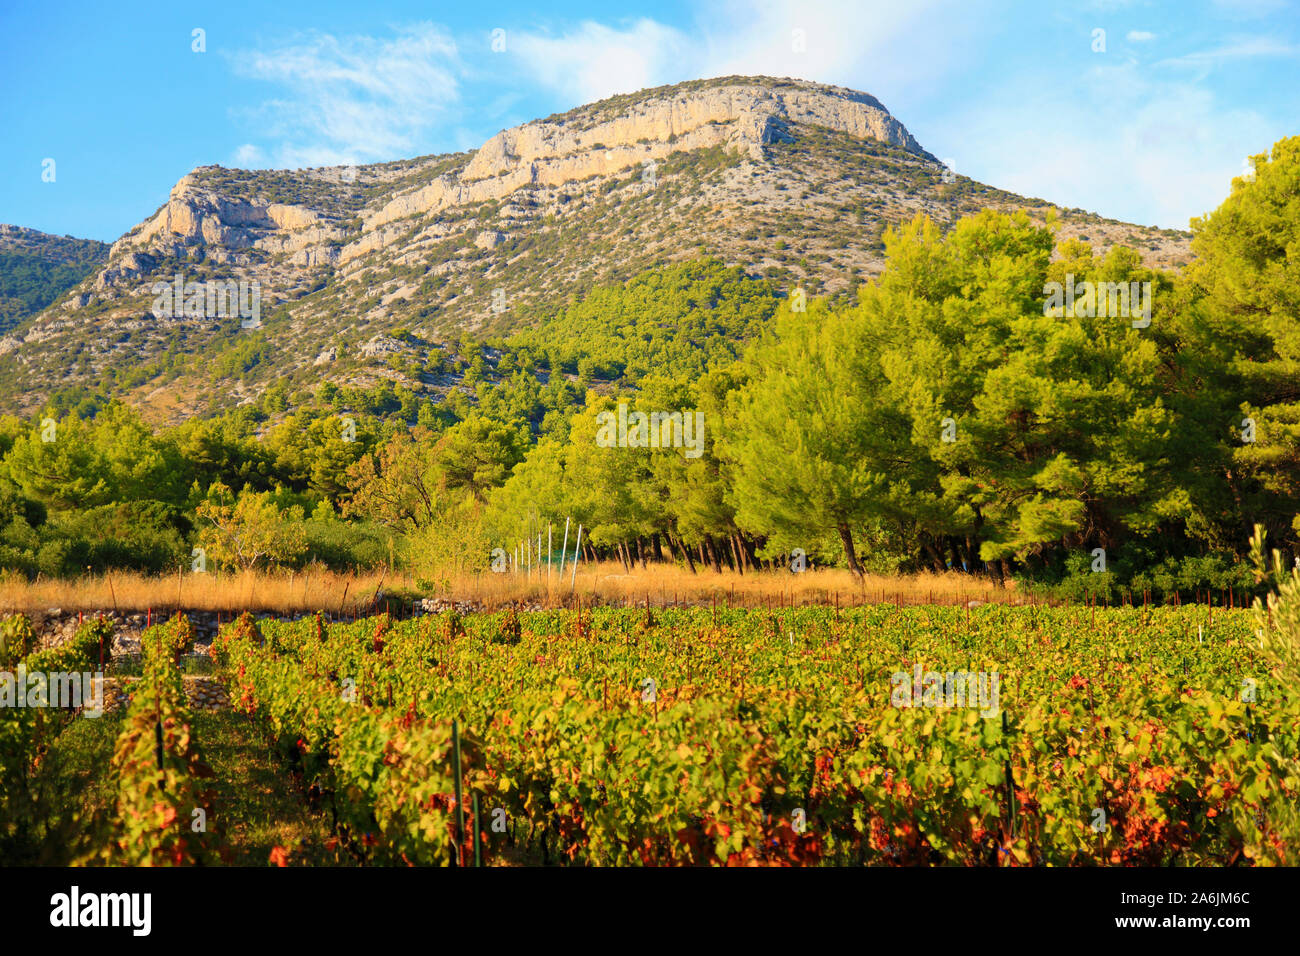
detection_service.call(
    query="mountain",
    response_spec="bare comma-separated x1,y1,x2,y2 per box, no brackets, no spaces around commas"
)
0,225,108,335
0,76,1192,420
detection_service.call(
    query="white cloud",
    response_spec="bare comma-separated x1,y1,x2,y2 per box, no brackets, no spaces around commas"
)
496,1,1284,228
504,0,975,111
215,3,1290,230
934,58,1277,228
510,19,693,105
221,3,982,171
232,144,264,167
227,23,464,168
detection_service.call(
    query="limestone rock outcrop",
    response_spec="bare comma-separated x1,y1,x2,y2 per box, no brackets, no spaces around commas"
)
99,77,935,281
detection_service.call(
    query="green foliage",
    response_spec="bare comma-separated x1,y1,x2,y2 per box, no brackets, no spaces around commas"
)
5,402,185,511
0,240,107,332
0,613,36,669
195,482,308,572
214,603,1300,865
1251,524,1300,682
302,509,399,571
1,616,114,854
93,615,223,865
1191,137,1300,537
0,137,1296,590
506,258,781,383
726,296,909,575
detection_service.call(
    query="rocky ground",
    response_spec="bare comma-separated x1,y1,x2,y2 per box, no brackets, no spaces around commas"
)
98,674,230,714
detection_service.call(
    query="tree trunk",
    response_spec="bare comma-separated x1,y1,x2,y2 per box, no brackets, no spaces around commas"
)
706,536,724,574
619,541,631,573
838,522,865,578
651,534,664,563
922,540,945,574
969,505,987,578
728,534,744,575
677,535,697,574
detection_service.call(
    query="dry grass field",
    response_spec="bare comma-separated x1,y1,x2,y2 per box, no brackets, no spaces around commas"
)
0,562,1026,615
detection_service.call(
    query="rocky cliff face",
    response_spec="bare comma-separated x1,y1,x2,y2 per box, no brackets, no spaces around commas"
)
108,77,934,268
128,179,330,251
464,82,926,179
113,174,344,271
0,75,1191,418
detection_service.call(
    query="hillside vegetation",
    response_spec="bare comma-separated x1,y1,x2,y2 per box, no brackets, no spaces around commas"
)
0,77,1188,418
0,134,1293,598
0,227,108,333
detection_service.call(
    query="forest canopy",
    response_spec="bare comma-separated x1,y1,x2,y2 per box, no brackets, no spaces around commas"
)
1,137,1297,601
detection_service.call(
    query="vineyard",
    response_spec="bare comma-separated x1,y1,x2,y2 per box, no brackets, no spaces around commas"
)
4,593,1296,867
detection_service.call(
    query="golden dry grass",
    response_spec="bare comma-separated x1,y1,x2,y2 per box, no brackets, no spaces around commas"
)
0,561,1022,615
0,567,400,616
438,560,1025,610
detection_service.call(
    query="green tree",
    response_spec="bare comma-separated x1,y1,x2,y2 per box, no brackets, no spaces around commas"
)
1190,136,1300,543
726,298,908,576
5,403,184,511
194,482,307,571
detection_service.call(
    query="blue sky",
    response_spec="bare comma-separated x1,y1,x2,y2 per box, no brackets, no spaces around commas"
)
1,0,1295,241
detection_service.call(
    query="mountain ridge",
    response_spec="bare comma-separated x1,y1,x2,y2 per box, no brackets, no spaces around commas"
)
0,75,1191,420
